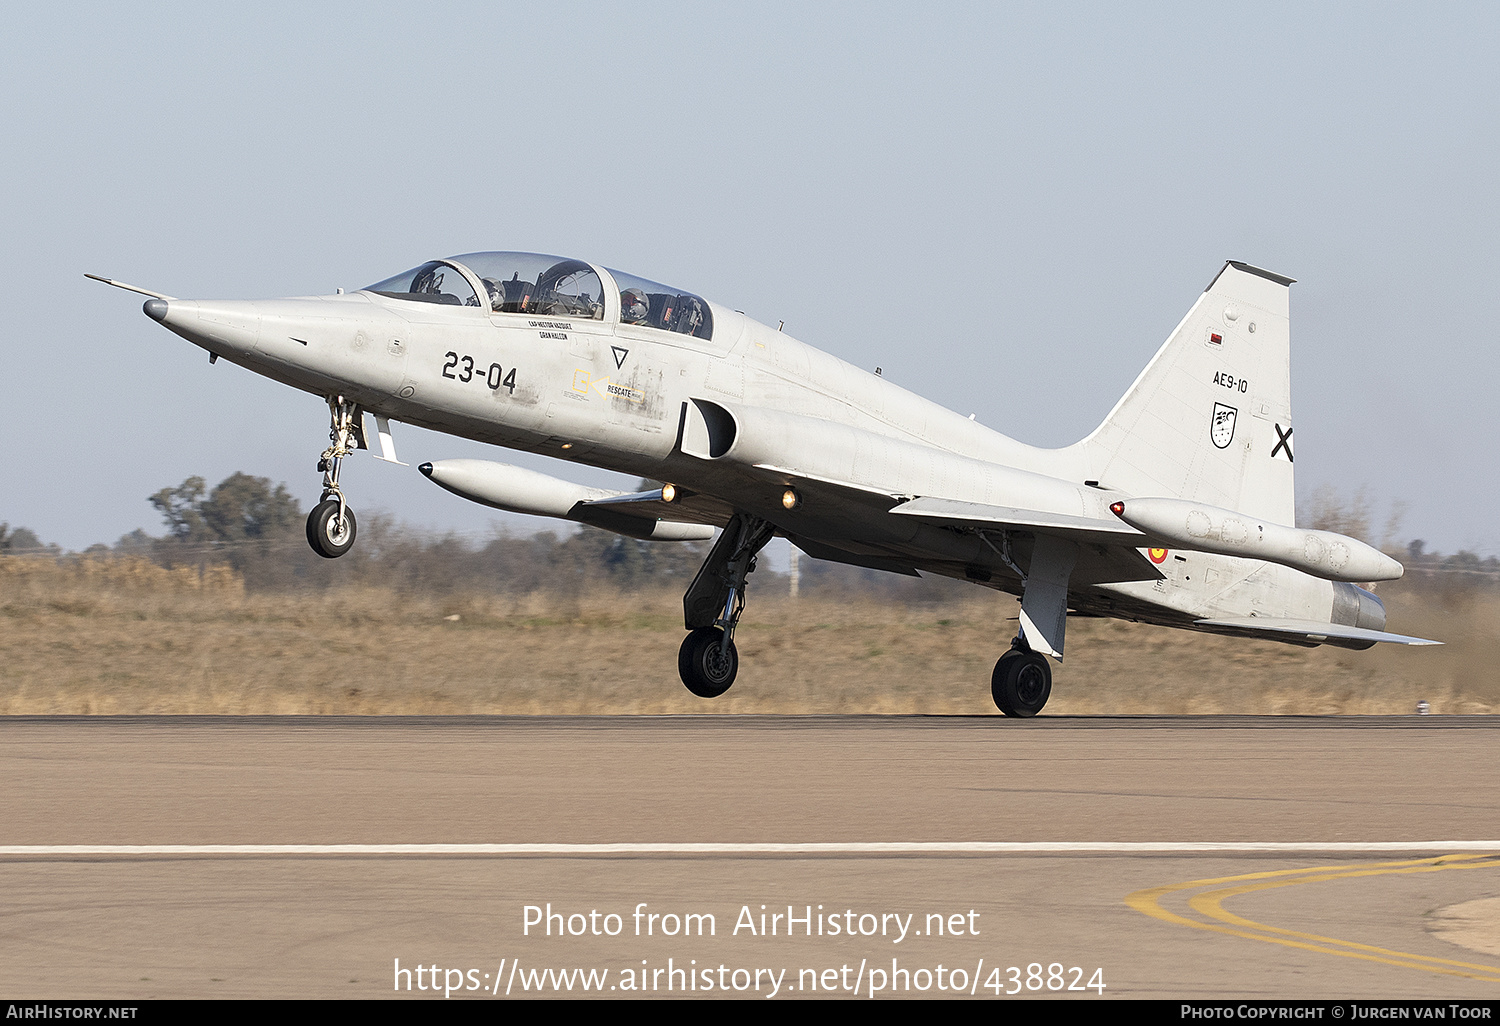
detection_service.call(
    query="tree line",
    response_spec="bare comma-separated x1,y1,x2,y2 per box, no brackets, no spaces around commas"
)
1,473,1494,596
139,472,716,594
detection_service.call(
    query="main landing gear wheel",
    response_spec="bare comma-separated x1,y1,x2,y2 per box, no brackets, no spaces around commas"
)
677,512,775,700
307,499,357,559
991,647,1052,717
679,627,738,698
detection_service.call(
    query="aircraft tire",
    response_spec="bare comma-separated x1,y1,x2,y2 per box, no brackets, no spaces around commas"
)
991,649,1051,717
678,627,737,698
306,499,357,559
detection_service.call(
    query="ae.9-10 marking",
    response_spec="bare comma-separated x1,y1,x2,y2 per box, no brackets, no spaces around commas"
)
442,352,517,393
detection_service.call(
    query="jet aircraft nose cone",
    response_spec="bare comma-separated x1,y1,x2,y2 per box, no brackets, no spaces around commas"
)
143,298,168,322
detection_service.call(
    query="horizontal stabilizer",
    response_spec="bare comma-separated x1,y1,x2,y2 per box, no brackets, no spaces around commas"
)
1195,617,1441,647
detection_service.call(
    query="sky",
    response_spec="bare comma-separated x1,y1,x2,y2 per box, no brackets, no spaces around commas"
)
2,2,1496,557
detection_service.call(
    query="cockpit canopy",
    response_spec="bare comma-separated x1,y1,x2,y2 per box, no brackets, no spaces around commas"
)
365,253,602,318
608,267,713,340
363,252,712,340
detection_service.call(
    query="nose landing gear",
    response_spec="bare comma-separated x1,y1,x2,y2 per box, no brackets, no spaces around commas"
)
306,396,363,559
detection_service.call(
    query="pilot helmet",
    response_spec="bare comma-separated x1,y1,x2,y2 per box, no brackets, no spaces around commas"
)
621,288,649,324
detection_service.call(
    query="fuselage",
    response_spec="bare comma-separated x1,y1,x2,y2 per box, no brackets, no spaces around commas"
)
143,252,1351,639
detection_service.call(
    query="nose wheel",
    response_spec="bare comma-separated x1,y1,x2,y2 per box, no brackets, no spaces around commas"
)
991,641,1052,717
306,395,363,559
307,498,357,558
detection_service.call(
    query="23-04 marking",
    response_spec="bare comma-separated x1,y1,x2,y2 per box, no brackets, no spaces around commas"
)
442,352,517,393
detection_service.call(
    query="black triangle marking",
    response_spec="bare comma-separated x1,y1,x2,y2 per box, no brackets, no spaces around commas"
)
611,346,629,369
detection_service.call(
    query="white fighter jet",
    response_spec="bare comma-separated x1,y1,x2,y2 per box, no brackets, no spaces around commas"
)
90,254,1437,715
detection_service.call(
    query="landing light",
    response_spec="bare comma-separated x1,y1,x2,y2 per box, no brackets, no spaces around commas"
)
782,488,801,511
662,483,677,503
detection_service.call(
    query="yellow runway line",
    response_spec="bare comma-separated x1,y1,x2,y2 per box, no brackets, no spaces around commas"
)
1127,854,1500,983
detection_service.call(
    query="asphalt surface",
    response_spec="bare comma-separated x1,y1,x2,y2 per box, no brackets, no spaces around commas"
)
3,715,1499,1000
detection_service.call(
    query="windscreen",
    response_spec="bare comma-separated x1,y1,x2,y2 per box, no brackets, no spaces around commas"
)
364,261,481,307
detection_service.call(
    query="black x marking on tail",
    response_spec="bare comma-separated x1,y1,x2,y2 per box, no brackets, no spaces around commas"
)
1272,423,1293,462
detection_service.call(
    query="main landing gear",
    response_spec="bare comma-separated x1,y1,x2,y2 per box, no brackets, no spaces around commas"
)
679,626,738,698
306,396,361,558
986,532,1073,717
677,513,776,698
991,636,1052,718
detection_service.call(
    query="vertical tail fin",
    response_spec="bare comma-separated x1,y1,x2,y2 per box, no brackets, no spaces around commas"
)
1077,261,1297,524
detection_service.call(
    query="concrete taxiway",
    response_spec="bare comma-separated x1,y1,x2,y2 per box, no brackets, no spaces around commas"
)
2,715,1498,999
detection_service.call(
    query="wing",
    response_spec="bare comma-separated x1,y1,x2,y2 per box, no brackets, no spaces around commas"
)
885,494,1162,587
888,495,1144,545
738,466,1161,588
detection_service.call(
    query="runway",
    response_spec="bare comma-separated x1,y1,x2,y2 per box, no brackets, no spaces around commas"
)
3,715,1499,999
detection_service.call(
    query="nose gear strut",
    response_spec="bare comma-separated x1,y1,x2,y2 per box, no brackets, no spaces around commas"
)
306,395,365,558
678,513,776,697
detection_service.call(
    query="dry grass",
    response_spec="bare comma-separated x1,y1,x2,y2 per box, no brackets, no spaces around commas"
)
1,555,1494,715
